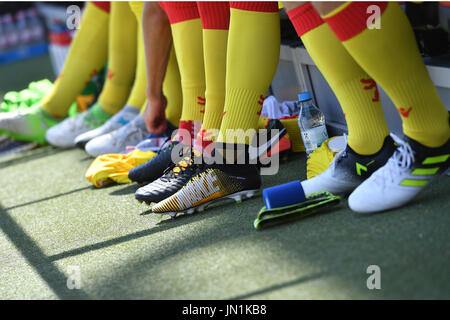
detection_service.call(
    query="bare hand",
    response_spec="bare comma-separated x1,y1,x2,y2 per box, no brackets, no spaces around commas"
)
143,95,167,134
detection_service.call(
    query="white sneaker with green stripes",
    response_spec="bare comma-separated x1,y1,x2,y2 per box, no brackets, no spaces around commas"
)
349,134,449,214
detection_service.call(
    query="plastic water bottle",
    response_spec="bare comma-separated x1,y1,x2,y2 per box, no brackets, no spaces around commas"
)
297,91,328,155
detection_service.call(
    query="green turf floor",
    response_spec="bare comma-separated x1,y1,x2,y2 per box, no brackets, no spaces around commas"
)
1,55,449,299
0,146,449,300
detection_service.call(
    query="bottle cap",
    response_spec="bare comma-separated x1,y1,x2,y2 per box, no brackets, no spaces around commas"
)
298,91,311,102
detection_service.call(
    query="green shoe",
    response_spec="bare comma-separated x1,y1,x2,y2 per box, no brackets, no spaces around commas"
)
45,102,112,148
0,79,53,113
0,104,63,144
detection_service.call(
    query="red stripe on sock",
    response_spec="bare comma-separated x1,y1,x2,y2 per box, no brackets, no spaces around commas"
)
324,2,388,41
197,2,230,30
161,1,199,25
230,1,278,13
179,121,193,134
194,129,215,155
91,1,110,13
177,121,194,146
287,3,324,37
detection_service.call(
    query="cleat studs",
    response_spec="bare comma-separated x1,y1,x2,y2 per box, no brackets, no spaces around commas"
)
187,208,195,215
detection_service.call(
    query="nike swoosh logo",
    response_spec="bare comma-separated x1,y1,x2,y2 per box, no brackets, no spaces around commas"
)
249,128,286,159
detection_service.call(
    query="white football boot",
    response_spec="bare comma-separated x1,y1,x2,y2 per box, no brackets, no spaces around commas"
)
349,134,449,214
74,105,140,148
85,114,149,156
302,135,396,196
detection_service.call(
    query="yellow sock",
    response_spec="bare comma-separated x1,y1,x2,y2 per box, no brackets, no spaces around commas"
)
163,46,183,127
257,117,269,130
323,2,449,147
126,1,147,109
129,0,143,19
40,3,109,117
98,1,137,115
196,2,230,143
199,29,228,138
287,3,389,155
218,2,280,145
164,3,206,124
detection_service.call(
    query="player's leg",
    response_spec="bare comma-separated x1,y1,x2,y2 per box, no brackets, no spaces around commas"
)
134,2,231,205
97,1,137,115
314,1,449,213
0,2,110,144
162,1,206,145
83,1,151,156
151,1,281,216
285,2,394,195
46,1,138,148
128,2,186,186
93,2,183,158
194,1,230,154
162,46,183,129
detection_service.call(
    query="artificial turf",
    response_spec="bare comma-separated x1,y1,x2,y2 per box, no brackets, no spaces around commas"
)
0,54,449,300
0,146,449,299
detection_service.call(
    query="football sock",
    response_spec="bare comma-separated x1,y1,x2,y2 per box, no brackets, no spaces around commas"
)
162,1,206,141
40,2,109,117
323,2,449,148
127,1,147,110
98,1,137,115
217,2,280,147
287,3,389,155
195,1,230,151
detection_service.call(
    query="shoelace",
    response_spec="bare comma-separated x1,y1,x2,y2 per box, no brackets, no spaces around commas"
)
160,148,203,182
160,157,192,182
374,133,414,185
111,121,145,146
